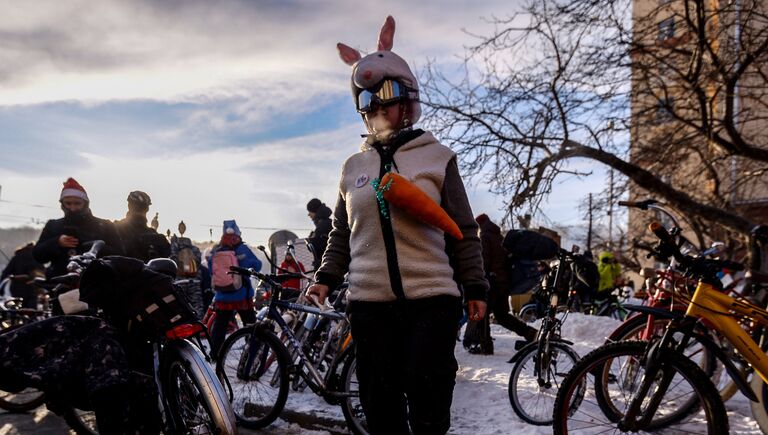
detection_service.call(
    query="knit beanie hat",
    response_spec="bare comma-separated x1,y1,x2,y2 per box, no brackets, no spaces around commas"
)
306,198,323,213
475,214,490,225
60,178,89,202
222,220,241,236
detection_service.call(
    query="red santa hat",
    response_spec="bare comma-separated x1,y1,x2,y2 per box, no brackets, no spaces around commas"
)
60,177,89,202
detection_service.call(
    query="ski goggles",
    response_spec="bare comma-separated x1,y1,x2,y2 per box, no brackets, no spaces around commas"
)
356,79,418,113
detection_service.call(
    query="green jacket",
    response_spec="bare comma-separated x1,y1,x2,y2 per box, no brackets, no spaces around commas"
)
597,252,622,293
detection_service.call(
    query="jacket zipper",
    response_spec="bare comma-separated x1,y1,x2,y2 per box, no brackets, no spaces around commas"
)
376,146,406,300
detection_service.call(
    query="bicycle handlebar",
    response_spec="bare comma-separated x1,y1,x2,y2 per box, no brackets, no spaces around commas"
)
86,240,105,257
648,222,744,276
256,245,316,279
228,266,305,286
620,200,681,230
649,221,675,247
618,199,658,210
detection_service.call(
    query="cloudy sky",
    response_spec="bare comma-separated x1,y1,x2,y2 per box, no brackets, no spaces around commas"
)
0,0,608,246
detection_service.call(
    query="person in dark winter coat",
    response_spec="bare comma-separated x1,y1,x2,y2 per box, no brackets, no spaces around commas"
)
1,243,44,309
574,250,599,303
114,191,170,263
33,178,124,279
206,220,262,357
464,215,537,354
307,17,488,435
306,198,333,269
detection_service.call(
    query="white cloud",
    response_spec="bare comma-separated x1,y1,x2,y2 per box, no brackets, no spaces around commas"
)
0,0,515,105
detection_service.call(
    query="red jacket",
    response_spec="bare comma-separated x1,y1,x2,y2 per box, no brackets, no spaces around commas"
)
279,259,306,290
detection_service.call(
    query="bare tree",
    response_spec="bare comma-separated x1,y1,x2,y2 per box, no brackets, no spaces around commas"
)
421,0,768,238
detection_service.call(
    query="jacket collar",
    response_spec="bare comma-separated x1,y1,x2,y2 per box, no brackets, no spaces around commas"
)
360,129,432,154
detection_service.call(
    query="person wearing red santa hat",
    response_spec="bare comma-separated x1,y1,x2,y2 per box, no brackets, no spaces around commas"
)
33,177,124,278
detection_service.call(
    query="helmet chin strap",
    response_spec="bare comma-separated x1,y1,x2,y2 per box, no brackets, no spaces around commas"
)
362,101,412,143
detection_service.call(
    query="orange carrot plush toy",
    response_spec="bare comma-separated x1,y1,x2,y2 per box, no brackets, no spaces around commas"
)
374,171,463,240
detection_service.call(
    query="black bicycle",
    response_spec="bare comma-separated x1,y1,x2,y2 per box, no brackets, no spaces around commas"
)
217,266,367,434
507,248,582,425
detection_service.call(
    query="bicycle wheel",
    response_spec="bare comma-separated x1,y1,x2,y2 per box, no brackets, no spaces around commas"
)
163,340,237,435
750,373,768,433
0,387,45,412
519,304,539,323
508,341,580,425
607,314,716,375
552,341,728,434
340,351,369,435
216,326,290,429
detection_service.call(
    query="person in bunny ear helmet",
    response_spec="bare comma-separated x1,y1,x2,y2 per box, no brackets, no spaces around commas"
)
306,16,488,435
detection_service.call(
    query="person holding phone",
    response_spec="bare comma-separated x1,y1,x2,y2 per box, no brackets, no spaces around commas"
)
34,178,124,278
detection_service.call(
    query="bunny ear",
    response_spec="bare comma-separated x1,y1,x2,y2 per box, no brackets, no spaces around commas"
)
337,43,362,66
377,16,395,51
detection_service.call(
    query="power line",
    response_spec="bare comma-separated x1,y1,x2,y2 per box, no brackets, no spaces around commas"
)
199,224,312,232
0,199,57,209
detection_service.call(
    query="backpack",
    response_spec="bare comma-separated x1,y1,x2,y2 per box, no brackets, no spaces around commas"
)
211,250,242,293
502,230,559,261
79,257,198,337
177,245,199,278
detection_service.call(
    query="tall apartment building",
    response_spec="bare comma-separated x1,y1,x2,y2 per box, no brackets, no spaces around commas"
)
628,0,768,261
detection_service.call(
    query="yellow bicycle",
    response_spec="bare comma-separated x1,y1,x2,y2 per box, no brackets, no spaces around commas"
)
553,222,768,434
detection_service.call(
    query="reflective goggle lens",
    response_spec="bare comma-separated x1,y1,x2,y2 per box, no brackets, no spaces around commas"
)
357,80,405,113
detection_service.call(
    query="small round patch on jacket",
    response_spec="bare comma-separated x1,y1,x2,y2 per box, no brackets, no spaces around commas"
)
355,173,370,188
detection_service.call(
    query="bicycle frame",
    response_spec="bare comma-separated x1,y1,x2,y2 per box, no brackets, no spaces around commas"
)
255,297,350,392
619,279,766,430
684,281,768,383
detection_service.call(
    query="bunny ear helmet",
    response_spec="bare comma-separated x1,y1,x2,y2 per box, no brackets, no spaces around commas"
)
337,16,422,125
377,16,395,51
337,43,361,66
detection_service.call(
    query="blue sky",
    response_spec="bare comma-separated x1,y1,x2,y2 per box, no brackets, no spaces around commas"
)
0,0,611,247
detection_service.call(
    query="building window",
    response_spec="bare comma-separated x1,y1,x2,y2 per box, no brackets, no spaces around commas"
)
658,18,675,41
655,97,674,123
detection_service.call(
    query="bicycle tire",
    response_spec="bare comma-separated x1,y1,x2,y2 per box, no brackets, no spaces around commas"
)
216,326,290,429
607,314,716,372
750,373,768,433
0,387,45,413
62,407,99,435
606,312,734,403
162,340,237,435
553,340,728,434
519,304,539,323
340,350,369,435
508,341,580,425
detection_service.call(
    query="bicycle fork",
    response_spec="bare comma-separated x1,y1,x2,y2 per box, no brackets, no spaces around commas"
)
238,333,269,381
618,322,692,431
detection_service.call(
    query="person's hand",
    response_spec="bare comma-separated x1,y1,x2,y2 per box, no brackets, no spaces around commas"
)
468,300,487,321
306,283,330,305
58,235,79,248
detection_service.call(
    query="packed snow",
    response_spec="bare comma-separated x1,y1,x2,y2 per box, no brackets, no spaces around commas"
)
259,312,762,434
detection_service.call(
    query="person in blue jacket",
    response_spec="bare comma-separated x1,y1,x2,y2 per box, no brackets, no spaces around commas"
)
207,220,262,357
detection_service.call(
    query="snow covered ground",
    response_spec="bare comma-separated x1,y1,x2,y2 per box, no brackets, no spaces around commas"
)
259,312,763,434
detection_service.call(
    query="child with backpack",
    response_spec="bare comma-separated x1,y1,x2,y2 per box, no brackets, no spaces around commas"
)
207,220,262,357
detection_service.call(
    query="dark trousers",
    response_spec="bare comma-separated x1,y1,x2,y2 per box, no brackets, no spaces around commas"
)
209,308,256,358
489,289,537,341
348,296,462,435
